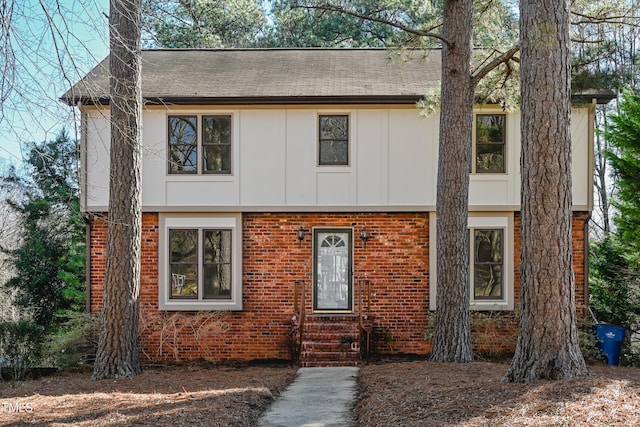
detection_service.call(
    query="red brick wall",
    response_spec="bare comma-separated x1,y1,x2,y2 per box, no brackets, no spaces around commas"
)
476,212,590,355
243,213,431,357
87,211,589,362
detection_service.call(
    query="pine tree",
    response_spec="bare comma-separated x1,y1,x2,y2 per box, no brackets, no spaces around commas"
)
2,130,85,331
606,91,640,260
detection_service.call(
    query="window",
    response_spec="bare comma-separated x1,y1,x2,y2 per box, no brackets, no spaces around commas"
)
471,228,503,300
160,214,242,311
319,115,349,165
428,213,514,311
168,115,232,174
475,114,506,173
168,116,197,173
169,229,232,300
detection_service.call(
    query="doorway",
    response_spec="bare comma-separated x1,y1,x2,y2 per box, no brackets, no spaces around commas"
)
313,228,353,312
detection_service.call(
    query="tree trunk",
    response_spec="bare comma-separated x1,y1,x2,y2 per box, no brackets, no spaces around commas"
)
93,0,143,379
430,0,475,363
504,0,588,382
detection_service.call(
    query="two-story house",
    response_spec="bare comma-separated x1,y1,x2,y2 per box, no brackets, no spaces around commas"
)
62,48,612,366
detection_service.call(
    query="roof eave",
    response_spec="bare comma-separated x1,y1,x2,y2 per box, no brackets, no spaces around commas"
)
571,89,617,105
62,95,425,107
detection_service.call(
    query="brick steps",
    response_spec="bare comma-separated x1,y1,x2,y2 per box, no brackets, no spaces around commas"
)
300,315,362,367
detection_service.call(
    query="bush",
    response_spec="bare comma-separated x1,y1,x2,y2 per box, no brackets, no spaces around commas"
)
44,313,101,369
0,318,45,380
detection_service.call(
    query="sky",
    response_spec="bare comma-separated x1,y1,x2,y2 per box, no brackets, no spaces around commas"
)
0,0,109,171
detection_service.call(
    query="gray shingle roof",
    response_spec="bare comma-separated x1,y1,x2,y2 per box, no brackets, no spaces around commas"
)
61,48,442,106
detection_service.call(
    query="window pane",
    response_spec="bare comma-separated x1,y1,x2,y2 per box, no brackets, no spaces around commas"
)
203,264,231,298
203,145,231,173
474,265,503,298
170,229,198,299
319,115,348,165
319,140,348,165
203,116,231,144
204,230,231,263
170,265,198,298
476,144,504,173
170,145,197,173
169,116,197,174
320,116,348,139
203,230,232,300
476,115,505,143
170,230,198,263
473,229,503,299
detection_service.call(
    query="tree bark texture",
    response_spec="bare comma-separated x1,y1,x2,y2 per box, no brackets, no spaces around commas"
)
430,0,475,363
504,0,588,382
93,0,143,379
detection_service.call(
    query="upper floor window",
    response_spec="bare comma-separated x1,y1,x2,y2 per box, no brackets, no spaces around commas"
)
319,115,349,165
168,115,232,174
475,114,506,173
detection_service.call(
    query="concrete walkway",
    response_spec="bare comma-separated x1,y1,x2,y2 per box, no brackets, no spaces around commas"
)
258,366,359,427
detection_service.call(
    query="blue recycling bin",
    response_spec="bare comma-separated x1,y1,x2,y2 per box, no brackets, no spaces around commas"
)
595,324,625,366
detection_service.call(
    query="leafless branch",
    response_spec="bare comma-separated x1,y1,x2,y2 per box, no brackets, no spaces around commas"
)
572,10,640,27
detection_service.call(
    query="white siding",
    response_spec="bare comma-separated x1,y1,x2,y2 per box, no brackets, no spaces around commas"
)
85,110,110,209
239,110,286,206
82,105,593,212
356,110,388,205
388,110,436,206
285,110,316,205
571,108,592,209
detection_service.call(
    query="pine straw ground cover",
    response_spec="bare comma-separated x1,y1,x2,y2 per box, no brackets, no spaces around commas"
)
0,364,296,426
356,359,640,426
1,359,640,426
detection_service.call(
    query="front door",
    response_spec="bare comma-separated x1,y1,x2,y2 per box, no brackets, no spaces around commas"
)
313,229,353,312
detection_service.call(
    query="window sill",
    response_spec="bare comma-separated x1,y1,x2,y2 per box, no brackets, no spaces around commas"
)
470,301,513,311
159,299,242,311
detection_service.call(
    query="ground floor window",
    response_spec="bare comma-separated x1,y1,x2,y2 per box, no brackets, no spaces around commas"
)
429,212,514,311
169,228,232,299
471,228,504,300
159,214,242,311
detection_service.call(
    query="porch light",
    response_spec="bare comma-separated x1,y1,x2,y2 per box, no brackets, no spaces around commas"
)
360,227,370,247
297,226,309,246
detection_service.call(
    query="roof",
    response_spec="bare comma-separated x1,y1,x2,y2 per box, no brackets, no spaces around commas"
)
61,48,442,106
572,88,617,105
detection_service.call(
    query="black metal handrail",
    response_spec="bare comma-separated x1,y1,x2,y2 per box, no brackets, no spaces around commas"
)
289,280,306,362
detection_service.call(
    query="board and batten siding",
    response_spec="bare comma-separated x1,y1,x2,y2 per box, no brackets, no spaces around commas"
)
81,105,592,212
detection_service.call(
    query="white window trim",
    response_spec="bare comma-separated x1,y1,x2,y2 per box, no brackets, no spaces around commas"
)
429,212,514,311
159,213,243,311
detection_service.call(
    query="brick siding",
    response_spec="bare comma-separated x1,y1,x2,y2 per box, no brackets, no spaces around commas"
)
87,211,589,362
